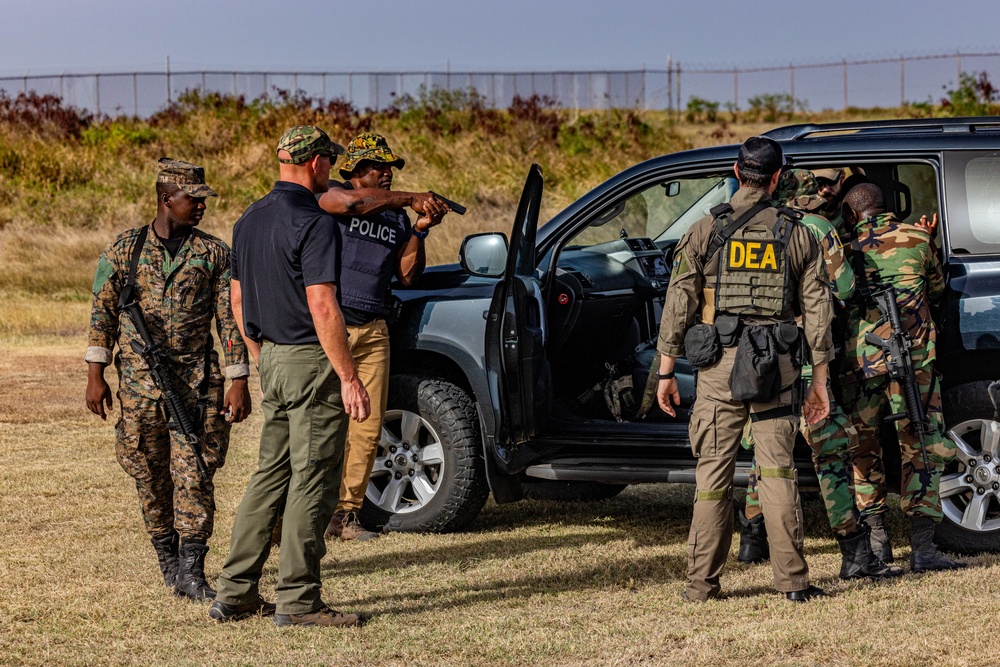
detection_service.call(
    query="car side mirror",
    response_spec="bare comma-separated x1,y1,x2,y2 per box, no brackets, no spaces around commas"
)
663,181,681,197
460,232,509,277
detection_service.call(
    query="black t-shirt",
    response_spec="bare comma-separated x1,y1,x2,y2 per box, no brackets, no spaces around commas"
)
155,227,191,259
231,181,341,345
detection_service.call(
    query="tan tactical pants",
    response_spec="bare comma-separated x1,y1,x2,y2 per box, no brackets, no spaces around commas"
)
685,346,810,600
336,319,391,513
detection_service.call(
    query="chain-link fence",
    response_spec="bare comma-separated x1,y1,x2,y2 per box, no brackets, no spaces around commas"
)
2,52,997,117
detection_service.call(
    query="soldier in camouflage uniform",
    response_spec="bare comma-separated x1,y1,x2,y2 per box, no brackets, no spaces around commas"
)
738,170,901,581
85,158,251,601
839,182,964,572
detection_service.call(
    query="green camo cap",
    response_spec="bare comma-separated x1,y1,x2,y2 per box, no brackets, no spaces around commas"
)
156,157,217,197
339,132,405,178
276,125,345,165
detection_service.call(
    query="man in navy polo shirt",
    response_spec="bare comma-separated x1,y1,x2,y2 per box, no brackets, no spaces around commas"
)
211,125,371,628
316,133,449,542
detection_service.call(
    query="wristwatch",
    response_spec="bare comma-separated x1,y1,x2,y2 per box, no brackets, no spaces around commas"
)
412,227,430,239
656,370,675,380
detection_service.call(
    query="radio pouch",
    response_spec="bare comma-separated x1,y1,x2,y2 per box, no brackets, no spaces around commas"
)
684,323,721,368
729,325,780,402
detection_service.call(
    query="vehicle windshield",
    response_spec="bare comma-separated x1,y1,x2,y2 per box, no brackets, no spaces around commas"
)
564,174,737,249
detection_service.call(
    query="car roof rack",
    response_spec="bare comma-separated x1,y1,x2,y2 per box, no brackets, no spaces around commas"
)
763,117,1000,141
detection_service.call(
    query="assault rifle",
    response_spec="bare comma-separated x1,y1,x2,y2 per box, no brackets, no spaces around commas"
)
119,283,209,479
863,285,931,469
429,191,467,215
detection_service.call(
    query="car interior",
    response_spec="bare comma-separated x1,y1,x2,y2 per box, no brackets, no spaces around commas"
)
539,160,942,426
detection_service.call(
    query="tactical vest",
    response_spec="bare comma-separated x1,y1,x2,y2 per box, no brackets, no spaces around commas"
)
338,207,410,318
705,203,796,318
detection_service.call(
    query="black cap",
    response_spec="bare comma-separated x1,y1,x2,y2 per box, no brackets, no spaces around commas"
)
736,136,784,177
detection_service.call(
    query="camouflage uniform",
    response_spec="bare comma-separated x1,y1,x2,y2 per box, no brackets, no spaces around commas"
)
87,216,249,541
840,212,953,520
744,169,860,536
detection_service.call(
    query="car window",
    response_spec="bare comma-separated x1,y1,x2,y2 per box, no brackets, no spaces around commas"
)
564,175,736,249
963,157,1000,245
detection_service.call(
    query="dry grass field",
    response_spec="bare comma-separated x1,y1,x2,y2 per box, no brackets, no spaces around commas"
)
2,334,999,667
2,97,995,665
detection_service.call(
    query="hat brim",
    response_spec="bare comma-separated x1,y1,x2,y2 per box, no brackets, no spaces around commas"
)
339,154,405,179
179,184,218,198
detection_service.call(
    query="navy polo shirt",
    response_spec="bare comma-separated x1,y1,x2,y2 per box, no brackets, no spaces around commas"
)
231,181,341,345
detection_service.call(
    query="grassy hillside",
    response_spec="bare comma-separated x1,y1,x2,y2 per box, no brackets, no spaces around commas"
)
0,88,931,337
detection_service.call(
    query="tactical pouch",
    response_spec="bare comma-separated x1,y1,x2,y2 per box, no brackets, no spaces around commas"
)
729,325,780,402
684,323,721,368
715,314,741,348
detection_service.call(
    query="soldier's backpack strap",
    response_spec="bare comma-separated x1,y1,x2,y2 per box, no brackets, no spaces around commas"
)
702,202,771,267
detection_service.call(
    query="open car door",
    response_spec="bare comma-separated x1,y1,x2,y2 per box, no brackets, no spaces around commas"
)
485,164,551,463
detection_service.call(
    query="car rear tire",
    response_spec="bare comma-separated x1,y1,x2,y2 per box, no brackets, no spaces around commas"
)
521,480,628,502
936,380,1000,554
359,374,489,534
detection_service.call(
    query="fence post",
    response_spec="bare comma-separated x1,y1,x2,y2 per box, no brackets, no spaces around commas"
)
667,56,673,115
202,71,206,94
232,72,237,96
166,55,171,105
263,72,268,97
790,64,795,111
733,69,739,114
133,72,138,117
95,73,100,116
640,65,646,109
843,59,848,110
59,74,64,101
676,64,681,121
900,56,905,107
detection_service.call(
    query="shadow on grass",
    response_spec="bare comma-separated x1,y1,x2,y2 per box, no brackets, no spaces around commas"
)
336,549,688,617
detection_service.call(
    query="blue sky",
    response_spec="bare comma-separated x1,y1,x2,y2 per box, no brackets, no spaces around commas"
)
3,0,997,74
2,1,998,111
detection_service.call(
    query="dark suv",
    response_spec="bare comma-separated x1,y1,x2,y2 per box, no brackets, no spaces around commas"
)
359,117,1000,554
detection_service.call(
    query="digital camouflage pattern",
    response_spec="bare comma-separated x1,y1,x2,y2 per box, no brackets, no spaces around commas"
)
276,125,345,164
840,211,951,519
743,172,858,535
86,224,249,540
339,131,405,177
156,157,218,198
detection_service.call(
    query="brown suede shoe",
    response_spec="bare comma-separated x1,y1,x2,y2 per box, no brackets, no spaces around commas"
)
325,510,379,542
273,605,362,628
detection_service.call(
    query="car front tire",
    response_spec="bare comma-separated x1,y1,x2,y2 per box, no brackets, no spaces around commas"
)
359,374,489,533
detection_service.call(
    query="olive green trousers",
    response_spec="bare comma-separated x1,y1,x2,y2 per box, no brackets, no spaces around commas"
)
215,342,347,615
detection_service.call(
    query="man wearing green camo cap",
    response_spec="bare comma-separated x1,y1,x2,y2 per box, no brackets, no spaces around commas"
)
736,168,902,582
316,131,451,543
275,125,345,164
86,157,251,602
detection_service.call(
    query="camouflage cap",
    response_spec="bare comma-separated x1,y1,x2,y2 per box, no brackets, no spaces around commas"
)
775,168,819,204
276,125,345,165
156,157,217,197
339,132,405,178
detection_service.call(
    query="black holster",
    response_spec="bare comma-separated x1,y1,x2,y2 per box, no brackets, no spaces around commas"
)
729,325,780,403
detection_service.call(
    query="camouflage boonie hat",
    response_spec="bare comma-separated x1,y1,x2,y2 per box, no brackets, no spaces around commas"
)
339,132,405,178
156,157,217,197
276,125,345,165
776,168,819,204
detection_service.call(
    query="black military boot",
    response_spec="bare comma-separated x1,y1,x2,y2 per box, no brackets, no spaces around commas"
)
836,526,904,580
860,513,894,563
737,509,769,564
910,516,967,572
150,532,180,588
174,540,217,602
